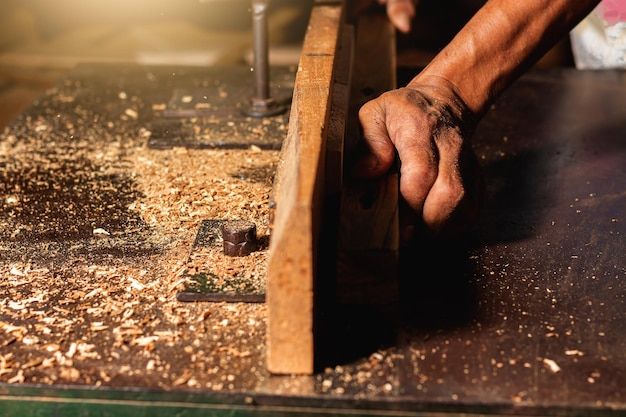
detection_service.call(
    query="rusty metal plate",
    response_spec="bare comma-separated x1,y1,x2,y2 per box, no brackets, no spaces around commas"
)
146,66,294,150
176,220,266,303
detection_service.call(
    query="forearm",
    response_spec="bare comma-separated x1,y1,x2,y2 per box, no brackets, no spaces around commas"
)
411,0,600,116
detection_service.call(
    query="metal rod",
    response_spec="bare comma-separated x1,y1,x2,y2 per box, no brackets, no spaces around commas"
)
243,0,286,118
252,0,270,101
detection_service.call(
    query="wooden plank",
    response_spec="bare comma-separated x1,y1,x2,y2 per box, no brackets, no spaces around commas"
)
267,3,344,375
337,13,399,302
344,13,397,152
326,24,354,197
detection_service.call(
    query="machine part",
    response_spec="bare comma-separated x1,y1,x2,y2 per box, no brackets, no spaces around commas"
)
0,3,625,410
223,240,257,257
221,220,257,244
176,220,266,303
243,96,287,118
144,66,294,150
242,0,288,118
222,220,258,257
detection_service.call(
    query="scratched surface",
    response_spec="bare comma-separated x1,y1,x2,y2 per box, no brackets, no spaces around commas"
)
305,69,626,415
389,68,626,410
0,67,624,416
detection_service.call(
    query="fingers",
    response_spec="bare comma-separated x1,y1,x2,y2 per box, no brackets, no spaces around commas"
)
385,0,416,33
397,143,438,212
354,100,396,178
422,130,465,231
360,91,438,214
355,87,478,237
395,125,438,212
359,0,416,33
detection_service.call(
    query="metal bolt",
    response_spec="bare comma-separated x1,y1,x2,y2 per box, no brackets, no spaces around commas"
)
221,221,258,257
242,0,287,118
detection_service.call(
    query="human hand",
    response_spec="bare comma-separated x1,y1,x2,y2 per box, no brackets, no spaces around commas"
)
354,0,417,33
354,76,482,238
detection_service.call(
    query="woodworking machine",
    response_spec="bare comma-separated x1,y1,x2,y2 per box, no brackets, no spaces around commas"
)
0,1,624,416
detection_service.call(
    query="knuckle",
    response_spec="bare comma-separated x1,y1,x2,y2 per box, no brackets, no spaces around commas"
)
358,101,375,120
400,181,426,209
437,133,464,157
404,161,437,187
359,99,387,127
449,132,464,148
387,88,416,107
367,137,395,162
440,179,465,206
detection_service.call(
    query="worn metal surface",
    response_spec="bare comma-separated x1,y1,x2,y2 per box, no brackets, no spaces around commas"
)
177,220,266,303
145,65,293,149
0,67,624,416
392,68,626,412
0,63,277,397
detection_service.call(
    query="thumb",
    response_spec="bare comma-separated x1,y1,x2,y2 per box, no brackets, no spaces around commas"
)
387,0,415,33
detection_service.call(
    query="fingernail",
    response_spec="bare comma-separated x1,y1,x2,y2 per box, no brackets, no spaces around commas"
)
394,14,411,33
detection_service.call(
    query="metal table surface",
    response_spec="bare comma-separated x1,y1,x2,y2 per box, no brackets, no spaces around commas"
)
0,66,624,416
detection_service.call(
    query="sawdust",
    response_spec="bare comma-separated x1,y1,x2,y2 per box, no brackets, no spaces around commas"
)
0,70,278,389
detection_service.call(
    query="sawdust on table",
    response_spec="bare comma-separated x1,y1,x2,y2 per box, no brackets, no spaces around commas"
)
0,85,280,389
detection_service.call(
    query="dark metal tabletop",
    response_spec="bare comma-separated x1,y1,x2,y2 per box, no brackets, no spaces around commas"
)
0,66,624,416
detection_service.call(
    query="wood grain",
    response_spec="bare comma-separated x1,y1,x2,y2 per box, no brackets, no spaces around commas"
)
337,13,399,302
326,24,354,198
267,3,344,375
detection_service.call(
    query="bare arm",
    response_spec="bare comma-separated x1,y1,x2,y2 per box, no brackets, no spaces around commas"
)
358,0,601,236
415,0,600,115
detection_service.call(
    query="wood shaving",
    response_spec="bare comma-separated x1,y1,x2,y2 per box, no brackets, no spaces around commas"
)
542,358,561,373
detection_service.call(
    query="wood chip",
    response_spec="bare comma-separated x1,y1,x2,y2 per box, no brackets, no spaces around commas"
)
124,109,138,119
7,370,24,384
131,336,159,347
542,358,561,373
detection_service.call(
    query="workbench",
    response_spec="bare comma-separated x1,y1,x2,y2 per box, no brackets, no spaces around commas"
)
0,8,625,417
0,64,623,417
